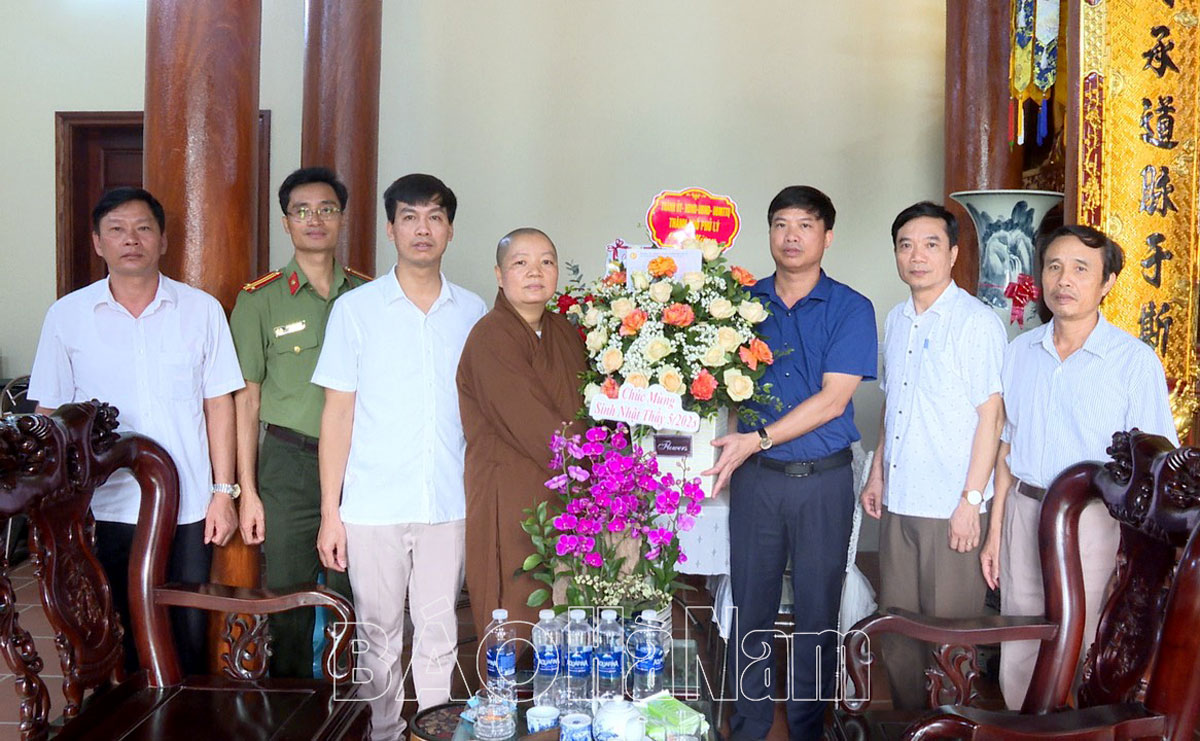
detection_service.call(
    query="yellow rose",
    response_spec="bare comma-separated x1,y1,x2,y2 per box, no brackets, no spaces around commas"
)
583,306,602,327
681,271,705,291
707,297,736,320
738,300,769,323
643,337,673,363
658,368,685,394
601,347,624,374
701,344,727,368
632,271,650,290
583,383,601,403
585,328,608,353
611,298,635,320
723,368,755,402
716,326,742,353
699,238,723,262
626,372,650,388
648,280,674,303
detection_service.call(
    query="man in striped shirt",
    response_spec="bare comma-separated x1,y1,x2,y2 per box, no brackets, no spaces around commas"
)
982,224,1178,709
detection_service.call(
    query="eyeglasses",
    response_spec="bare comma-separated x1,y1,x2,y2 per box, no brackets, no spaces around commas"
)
287,206,342,221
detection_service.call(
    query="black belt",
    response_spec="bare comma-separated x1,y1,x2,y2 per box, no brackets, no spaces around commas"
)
1016,480,1046,502
754,448,852,478
265,423,319,453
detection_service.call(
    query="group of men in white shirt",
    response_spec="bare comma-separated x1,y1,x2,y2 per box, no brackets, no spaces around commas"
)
862,202,1176,711
29,175,484,739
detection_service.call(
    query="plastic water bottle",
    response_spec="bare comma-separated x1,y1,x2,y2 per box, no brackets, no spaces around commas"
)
532,609,564,707
594,609,624,700
630,609,665,700
564,609,594,713
484,608,516,699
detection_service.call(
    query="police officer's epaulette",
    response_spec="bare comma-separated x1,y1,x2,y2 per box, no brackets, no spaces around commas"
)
345,266,373,283
242,271,282,293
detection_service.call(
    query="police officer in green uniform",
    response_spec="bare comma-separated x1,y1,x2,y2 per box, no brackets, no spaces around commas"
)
230,167,370,678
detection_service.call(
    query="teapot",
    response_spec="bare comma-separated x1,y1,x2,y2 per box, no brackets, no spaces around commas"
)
592,699,646,741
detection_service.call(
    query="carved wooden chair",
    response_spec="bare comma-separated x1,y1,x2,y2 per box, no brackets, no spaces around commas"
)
0,401,370,740
834,429,1200,739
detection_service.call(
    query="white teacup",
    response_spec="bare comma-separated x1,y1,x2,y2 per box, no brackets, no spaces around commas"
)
526,705,560,733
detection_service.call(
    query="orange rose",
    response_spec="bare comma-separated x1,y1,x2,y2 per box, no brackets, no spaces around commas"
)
603,271,626,286
730,266,757,286
619,308,648,336
738,345,759,371
601,376,620,399
690,369,718,401
750,337,774,364
662,303,696,327
648,256,678,278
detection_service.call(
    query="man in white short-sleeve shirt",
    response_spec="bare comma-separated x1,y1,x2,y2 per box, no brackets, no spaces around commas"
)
861,202,1006,709
983,224,1177,709
28,187,244,675
313,174,485,739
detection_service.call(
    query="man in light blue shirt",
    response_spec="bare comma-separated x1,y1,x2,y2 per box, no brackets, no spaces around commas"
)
984,224,1177,709
861,202,1006,708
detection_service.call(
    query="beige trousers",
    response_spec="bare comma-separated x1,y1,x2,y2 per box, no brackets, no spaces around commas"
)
345,519,466,741
998,487,1118,710
877,507,990,709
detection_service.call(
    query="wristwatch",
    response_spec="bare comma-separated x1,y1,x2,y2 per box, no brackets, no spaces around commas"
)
757,428,773,451
963,489,983,506
212,483,241,500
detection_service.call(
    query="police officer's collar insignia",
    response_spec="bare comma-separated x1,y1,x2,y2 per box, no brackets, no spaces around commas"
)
242,271,282,293
345,266,372,283
288,271,301,296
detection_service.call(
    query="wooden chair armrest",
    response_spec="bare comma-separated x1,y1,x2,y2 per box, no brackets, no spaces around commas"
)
841,609,1059,714
153,582,356,682
905,702,1165,739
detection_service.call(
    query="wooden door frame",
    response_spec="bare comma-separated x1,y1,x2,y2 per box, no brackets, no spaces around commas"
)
54,110,272,298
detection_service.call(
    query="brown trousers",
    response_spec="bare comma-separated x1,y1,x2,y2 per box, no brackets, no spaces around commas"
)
877,506,990,709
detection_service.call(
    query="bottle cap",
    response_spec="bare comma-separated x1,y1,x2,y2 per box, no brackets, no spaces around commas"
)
569,609,585,620
601,609,618,621
492,608,508,620
539,609,556,620
640,609,657,621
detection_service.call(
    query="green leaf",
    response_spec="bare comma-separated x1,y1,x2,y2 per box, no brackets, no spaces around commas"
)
537,500,548,521
531,534,545,551
521,521,540,536
527,588,550,607
532,572,555,586
522,553,544,571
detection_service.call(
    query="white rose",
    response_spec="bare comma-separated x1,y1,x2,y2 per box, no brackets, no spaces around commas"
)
707,297,736,320
738,300,769,323
631,271,650,290
566,303,583,317
626,372,650,388
701,344,727,368
643,337,673,363
583,306,602,327
601,347,624,374
583,383,601,403
585,328,608,353
723,368,755,402
658,368,685,394
679,237,701,251
716,326,742,353
648,280,674,303
611,298,635,320
681,271,705,291
699,238,723,262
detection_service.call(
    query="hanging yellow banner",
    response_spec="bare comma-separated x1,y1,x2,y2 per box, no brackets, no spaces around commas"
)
1075,0,1200,433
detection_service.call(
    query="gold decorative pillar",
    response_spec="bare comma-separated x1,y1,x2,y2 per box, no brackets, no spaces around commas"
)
1071,0,1200,435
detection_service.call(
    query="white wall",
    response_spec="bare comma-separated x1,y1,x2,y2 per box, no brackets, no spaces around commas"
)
0,2,946,527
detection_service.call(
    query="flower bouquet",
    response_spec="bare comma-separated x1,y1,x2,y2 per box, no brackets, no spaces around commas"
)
521,423,701,613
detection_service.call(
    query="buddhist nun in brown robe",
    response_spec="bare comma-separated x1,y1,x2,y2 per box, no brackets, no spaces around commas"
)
457,228,587,645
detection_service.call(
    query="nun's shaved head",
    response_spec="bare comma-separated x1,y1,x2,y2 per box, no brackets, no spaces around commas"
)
496,227,556,266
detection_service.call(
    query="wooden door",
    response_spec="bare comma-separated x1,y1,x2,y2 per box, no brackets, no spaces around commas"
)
55,111,271,298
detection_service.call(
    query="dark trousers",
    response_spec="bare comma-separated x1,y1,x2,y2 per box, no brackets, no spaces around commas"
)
94,519,211,676
726,456,855,741
258,430,353,678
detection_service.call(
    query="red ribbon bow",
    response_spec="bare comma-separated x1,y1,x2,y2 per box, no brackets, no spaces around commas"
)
1004,274,1039,328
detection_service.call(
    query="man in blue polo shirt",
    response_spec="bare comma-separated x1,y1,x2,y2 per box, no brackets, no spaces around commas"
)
707,185,877,741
